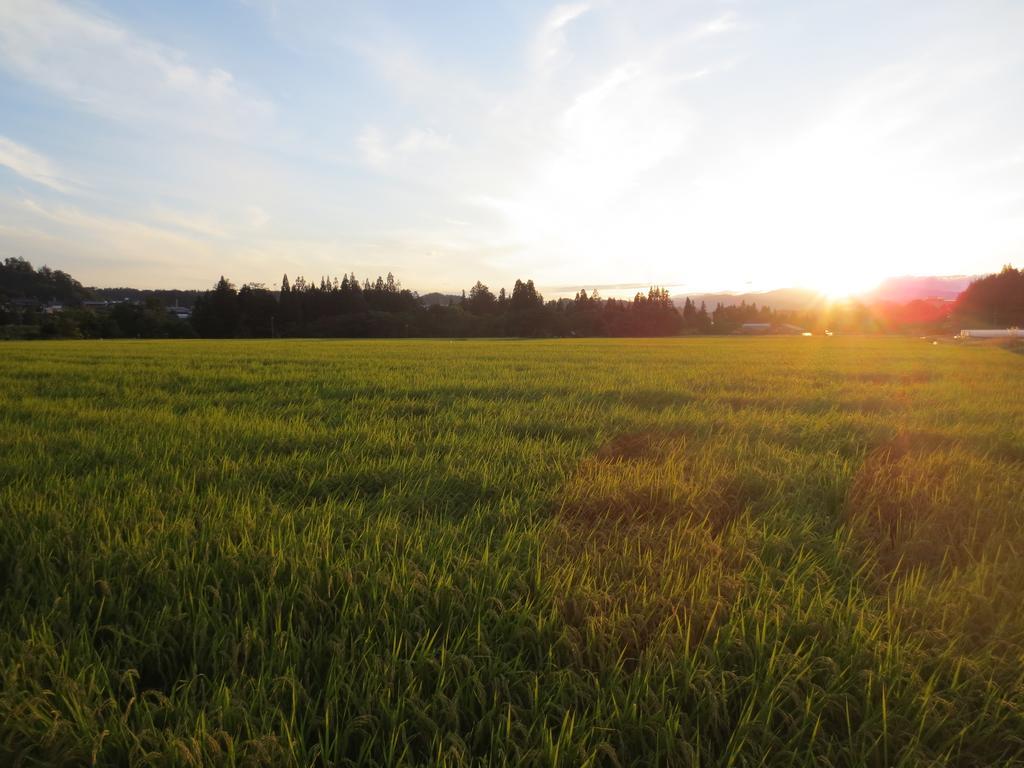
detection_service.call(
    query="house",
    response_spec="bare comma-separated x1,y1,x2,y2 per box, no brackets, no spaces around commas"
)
957,329,1023,339
738,322,808,335
83,300,132,311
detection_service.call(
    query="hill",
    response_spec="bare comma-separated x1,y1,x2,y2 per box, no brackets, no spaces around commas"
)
674,275,979,311
0,257,92,305
676,288,824,311
419,291,461,307
867,275,976,303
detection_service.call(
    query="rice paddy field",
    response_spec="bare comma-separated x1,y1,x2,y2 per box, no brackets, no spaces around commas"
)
1,337,1023,767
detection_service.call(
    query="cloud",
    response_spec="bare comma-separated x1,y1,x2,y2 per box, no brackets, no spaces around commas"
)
691,11,739,40
0,0,272,136
357,126,453,167
471,59,694,279
21,197,211,260
6,195,295,287
338,2,709,285
246,206,270,229
151,207,230,239
0,136,76,192
152,204,273,238
533,3,591,69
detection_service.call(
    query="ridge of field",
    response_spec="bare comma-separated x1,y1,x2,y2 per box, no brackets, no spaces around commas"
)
1,338,1022,766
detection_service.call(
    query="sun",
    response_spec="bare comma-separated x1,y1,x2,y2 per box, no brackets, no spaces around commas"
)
805,270,884,301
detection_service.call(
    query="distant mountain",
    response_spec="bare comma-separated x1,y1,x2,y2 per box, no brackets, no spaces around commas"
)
420,292,461,307
674,288,826,311
864,275,977,303
674,276,979,312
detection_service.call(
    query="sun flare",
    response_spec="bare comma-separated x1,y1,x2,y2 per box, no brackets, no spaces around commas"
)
804,270,883,301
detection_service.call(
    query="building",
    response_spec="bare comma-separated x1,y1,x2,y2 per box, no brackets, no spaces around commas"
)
739,322,807,335
957,329,1023,339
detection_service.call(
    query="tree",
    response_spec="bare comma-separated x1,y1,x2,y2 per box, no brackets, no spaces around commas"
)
682,297,697,324
954,265,1024,327
191,276,240,337
697,301,711,333
509,279,543,312
464,281,498,315
0,256,91,306
238,283,277,337
505,279,547,335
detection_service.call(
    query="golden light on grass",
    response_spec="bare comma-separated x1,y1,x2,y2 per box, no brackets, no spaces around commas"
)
2,337,1023,764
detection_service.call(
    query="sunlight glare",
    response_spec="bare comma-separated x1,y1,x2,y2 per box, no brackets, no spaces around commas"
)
808,269,883,300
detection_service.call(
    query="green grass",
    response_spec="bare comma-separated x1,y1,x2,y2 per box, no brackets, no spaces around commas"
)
1,337,1023,766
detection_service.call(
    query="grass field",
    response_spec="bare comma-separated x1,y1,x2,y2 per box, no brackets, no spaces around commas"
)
1,337,1023,766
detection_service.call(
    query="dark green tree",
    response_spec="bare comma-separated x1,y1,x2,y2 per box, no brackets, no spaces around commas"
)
191,276,241,338
464,281,498,315
955,265,1024,327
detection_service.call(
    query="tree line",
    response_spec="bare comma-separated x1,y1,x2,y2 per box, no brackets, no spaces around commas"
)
3,256,1023,339
191,273,689,338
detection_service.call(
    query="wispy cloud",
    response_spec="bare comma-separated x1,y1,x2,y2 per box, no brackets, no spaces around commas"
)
0,0,272,137
533,3,591,69
463,44,695,283
151,207,230,239
8,196,292,286
690,11,739,40
357,126,453,168
0,136,76,193
21,197,210,258
152,203,272,239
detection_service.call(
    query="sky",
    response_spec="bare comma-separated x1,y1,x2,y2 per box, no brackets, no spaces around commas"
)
0,0,1022,296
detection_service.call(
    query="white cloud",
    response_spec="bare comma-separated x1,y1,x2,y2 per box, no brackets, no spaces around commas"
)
149,203,270,239
22,197,210,258
533,3,591,69
0,136,75,192
7,195,296,286
0,0,272,136
357,126,452,167
246,206,270,229
691,11,739,40
356,126,390,167
151,207,230,239
335,3,714,286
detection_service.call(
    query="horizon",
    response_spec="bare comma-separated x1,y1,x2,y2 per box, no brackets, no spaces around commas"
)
2,1,1023,294
75,271,981,305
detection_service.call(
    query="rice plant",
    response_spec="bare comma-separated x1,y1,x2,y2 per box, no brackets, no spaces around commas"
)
1,337,1022,766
